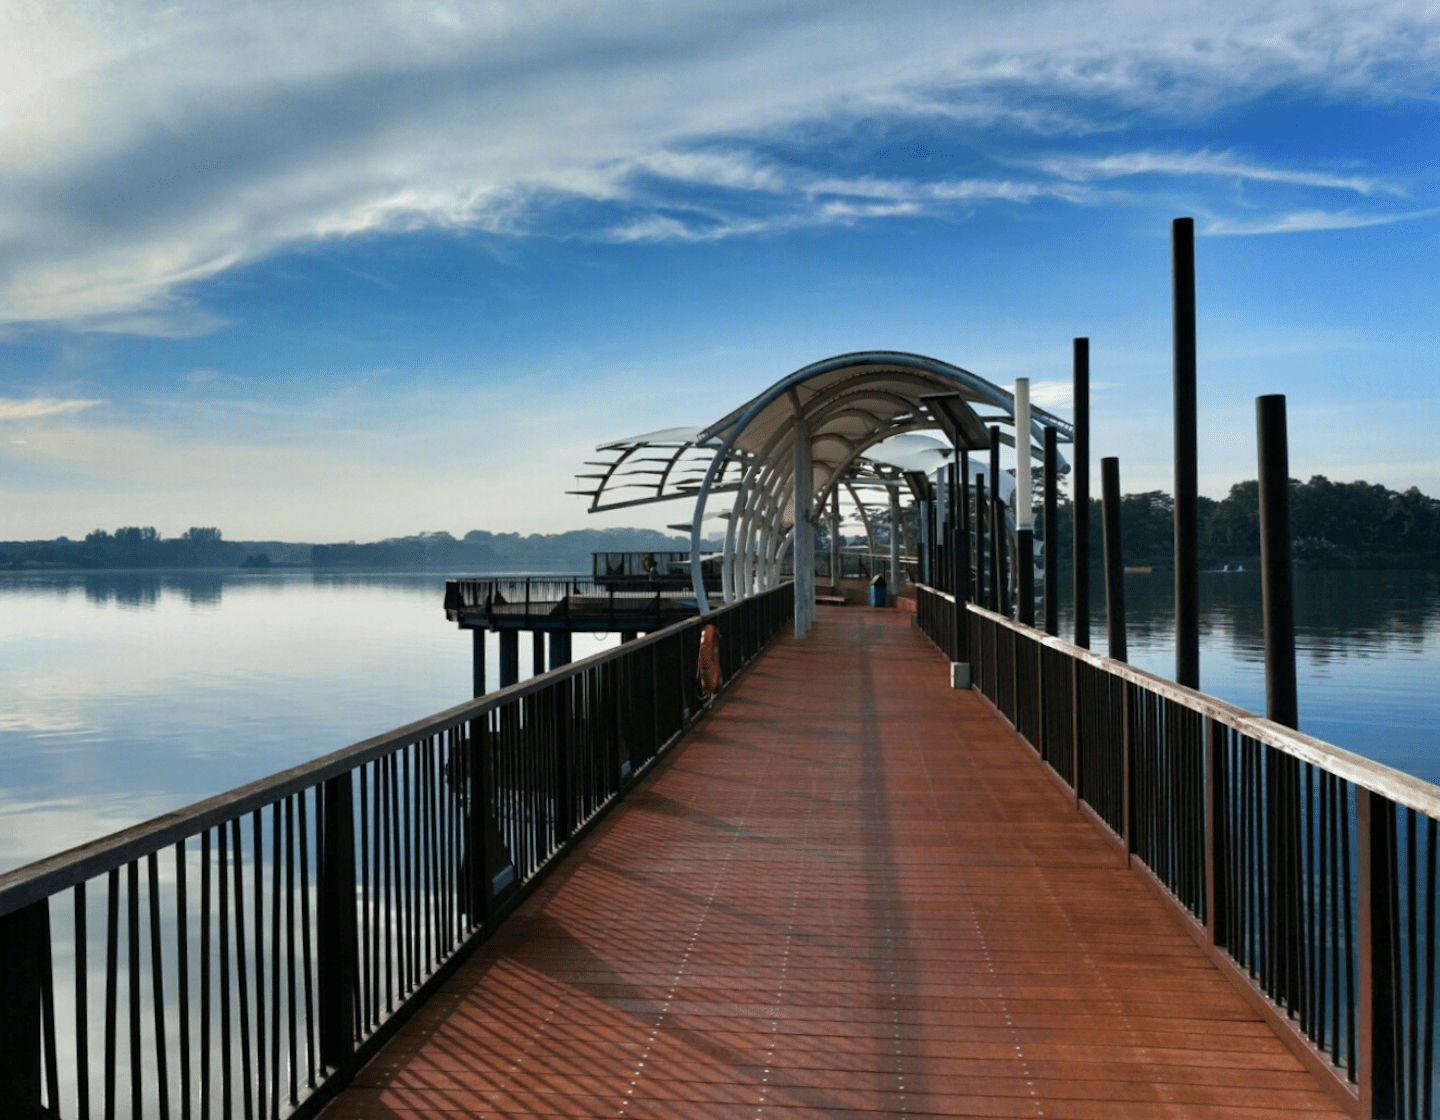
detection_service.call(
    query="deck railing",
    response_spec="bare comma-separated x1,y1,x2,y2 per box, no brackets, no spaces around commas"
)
0,582,794,1120
915,582,1440,1119
446,574,722,612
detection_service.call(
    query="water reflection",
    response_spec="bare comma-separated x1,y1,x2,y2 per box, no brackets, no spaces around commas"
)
1058,567,1440,786
0,570,613,874
1105,569,1440,661
2,566,1438,873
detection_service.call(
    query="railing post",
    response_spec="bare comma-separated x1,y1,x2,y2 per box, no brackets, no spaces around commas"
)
1121,678,1133,866
1071,657,1082,808
1205,719,1225,948
1357,790,1398,1119
556,678,576,841
0,899,48,1117
317,775,358,1074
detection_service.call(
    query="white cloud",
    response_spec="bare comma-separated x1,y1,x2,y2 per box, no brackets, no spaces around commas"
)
0,397,104,420
0,0,1436,331
1204,207,1440,235
1010,380,1119,408
1032,150,1399,195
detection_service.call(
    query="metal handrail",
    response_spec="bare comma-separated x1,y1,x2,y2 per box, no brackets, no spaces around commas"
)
0,583,795,1118
915,582,1440,1118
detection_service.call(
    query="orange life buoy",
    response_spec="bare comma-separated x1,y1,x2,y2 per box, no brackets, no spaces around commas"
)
696,623,721,696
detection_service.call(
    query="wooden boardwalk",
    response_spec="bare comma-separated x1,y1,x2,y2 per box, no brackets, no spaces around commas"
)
324,607,1348,1119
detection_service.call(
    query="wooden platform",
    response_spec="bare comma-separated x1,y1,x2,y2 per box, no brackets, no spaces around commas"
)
324,608,1348,1119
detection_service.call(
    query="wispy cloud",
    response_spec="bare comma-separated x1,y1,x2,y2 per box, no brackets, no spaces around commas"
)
1204,207,1440,235
0,398,104,420
1032,150,1399,195
0,0,1435,332
1013,381,1119,408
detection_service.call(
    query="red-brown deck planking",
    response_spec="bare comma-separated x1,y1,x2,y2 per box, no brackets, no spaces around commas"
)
325,607,1349,1119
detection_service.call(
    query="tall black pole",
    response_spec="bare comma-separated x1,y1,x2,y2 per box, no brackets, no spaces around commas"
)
1072,338,1091,649
956,451,970,663
947,462,958,596
1173,217,1199,688
1101,457,1127,663
974,474,988,610
989,427,1005,616
925,485,937,589
1017,527,1035,626
1043,427,1059,636
1257,395,1297,729
959,450,971,602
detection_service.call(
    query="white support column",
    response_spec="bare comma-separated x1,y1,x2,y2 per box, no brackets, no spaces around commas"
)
1015,378,1033,531
792,407,814,638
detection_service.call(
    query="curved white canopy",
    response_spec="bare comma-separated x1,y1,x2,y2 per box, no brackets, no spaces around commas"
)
568,350,1072,622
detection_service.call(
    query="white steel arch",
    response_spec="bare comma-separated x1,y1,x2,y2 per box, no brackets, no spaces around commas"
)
684,352,1072,622
569,350,1073,633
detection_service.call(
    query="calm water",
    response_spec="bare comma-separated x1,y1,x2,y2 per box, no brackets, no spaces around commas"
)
0,570,616,874
1,567,1437,874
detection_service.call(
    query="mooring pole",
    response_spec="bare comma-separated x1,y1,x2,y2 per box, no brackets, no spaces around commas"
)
946,462,958,595
1101,456,1127,663
1043,427,1059,636
1172,217,1200,688
1015,378,1035,626
1257,394,1298,728
533,631,546,677
793,406,812,639
989,427,1003,615
918,479,931,586
959,450,972,601
1072,338,1091,649
974,474,988,610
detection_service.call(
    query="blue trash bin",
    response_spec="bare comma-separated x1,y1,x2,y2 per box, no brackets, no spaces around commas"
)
869,574,887,607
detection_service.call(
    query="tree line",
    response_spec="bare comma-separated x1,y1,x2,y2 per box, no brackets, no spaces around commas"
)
0,525,707,572
4,475,1436,573
1053,475,1440,571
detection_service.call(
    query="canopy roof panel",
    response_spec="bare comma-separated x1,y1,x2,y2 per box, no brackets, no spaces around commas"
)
572,350,1071,519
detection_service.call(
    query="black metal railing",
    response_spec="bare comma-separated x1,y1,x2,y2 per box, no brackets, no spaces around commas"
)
797,550,905,582
0,583,794,1120
444,576,724,630
915,582,1440,1118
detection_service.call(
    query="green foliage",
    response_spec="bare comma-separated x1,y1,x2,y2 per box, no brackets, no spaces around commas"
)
1048,475,1440,571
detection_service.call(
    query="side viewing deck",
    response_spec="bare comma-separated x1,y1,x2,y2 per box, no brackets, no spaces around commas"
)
327,607,1344,1118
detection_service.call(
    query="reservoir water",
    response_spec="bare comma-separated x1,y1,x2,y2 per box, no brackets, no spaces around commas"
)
1,567,1437,875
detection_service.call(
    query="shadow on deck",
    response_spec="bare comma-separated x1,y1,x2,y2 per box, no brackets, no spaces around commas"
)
324,607,1346,1119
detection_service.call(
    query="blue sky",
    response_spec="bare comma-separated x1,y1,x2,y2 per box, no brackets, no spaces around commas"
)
2,0,1437,541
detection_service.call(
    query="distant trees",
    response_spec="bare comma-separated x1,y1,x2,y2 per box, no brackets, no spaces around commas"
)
5,526,237,569
4,477,1437,574
1046,475,1440,571
310,527,706,571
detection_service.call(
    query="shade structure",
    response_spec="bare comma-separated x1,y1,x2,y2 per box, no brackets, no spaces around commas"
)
570,350,1073,615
